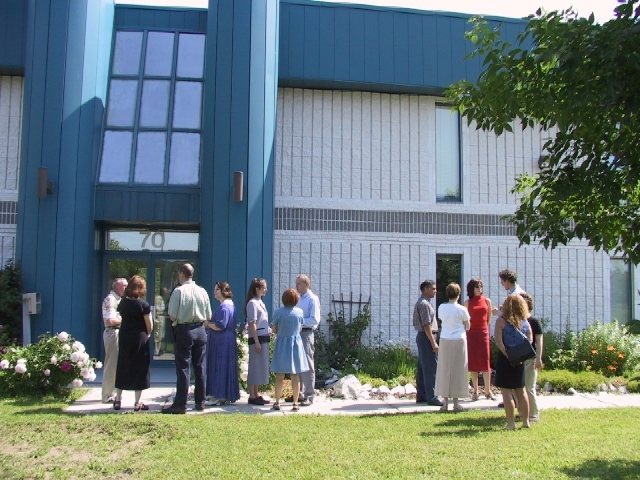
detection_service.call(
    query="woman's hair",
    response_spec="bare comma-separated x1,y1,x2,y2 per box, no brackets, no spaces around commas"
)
282,288,299,307
501,294,529,329
445,282,461,300
244,277,266,316
519,292,534,312
466,278,483,298
125,275,146,299
216,281,233,299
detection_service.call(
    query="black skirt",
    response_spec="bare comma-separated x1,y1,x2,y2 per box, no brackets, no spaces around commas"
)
494,351,525,389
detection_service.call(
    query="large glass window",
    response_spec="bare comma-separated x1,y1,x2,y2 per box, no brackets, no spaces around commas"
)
610,258,632,323
99,30,206,186
436,254,462,315
435,104,461,202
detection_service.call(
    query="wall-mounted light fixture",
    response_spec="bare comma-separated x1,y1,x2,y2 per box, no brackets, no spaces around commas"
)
37,167,55,198
233,171,244,202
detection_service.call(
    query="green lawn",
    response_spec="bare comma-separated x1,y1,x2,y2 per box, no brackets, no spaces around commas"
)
1,395,639,479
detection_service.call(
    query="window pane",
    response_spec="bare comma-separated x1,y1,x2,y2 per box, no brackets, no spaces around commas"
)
145,32,174,76
134,132,166,184
107,230,199,252
173,81,202,129
169,132,200,185
436,254,462,313
99,131,132,183
139,80,170,128
107,80,138,127
610,258,631,323
436,106,461,202
176,34,205,78
112,31,143,75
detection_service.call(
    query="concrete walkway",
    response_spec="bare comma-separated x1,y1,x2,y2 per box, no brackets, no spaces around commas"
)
66,386,640,416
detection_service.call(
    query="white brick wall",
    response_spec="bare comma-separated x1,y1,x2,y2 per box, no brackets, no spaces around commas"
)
274,88,624,345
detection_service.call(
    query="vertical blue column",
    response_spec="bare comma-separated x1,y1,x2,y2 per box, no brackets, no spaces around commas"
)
16,0,113,351
201,0,279,310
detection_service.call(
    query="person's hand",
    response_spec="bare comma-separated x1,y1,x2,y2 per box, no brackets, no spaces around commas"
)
491,307,499,316
254,343,262,354
431,343,439,353
535,358,543,370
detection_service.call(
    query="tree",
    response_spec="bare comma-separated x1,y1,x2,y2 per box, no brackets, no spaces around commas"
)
446,0,640,263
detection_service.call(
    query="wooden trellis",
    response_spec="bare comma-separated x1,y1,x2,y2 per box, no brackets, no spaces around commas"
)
331,292,371,322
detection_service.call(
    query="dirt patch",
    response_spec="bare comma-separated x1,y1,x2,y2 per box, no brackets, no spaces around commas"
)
3,442,38,457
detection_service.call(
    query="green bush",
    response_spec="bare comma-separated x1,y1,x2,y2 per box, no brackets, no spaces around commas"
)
626,374,640,393
0,332,101,398
315,307,371,370
0,261,21,347
354,340,416,381
573,321,640,376
537,369,606,392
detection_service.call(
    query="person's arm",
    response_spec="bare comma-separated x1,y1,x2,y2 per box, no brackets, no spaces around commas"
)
106,297,121,327
534,333,544,370
524,319,533,343
167,288,181,326
302,295,321,329
206,306,225,331
247,301,262,353
462,308,471,331
423,303,438,353
494,317,506,357
144,313,153,336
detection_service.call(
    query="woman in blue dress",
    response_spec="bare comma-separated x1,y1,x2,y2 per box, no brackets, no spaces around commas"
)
270,288,309,411
205,282,240,405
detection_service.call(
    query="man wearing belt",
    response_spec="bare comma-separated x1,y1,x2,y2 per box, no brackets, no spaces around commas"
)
295,274,320,405
162,264,212,414
101,277,127,404
413,280,444,406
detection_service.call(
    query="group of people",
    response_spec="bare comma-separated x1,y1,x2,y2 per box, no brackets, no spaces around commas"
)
414,269,544,429
101,264,321,413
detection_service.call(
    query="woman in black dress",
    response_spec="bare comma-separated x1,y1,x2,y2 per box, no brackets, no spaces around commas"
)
114,275,152,411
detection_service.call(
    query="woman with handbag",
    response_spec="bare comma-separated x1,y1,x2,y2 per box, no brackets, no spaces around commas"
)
494,294,533,429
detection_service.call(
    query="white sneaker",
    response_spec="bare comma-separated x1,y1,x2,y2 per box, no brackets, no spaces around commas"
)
529,416,540,423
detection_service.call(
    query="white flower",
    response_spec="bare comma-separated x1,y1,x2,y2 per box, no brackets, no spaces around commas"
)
44,369,51,376
57,332,69,342
50,356,58,365
62,344,71,351
17,358,27,364
88,373,97,382
76,361,84,368
240,362,248,372
70,352,81,362
94,361,103,369
15,363,27,374
80,352,89,363
71,341,85,352
188,385,195,394
72,379,83,388
0,359,9,369
240,372,248,381
80,368,90,379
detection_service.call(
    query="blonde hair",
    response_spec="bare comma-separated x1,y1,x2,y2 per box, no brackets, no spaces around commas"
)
501,294,529,329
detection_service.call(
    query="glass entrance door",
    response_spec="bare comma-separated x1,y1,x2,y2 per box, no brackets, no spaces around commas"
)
104,254,197,364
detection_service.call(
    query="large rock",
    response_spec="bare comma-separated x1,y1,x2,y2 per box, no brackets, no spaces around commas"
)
404,383,417,395
331,374,363,400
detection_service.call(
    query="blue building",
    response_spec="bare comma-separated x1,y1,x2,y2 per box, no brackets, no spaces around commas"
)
0,0,633,364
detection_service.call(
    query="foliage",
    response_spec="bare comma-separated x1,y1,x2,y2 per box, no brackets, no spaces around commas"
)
626,319,640,335
572,321,640,376
627,374,640,393
537,369,606,392
316,306,371,370
345,333,417,382
446,1,640,263
0,332,101,398
543,328,578,371
0,261,21,347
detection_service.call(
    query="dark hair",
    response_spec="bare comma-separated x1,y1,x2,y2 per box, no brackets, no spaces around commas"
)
244,277,266,316
519,292,534,312
179,263,194,279
216,281,233,299
466,278,483,298
125,275,147,299
282,288,299,307
445,283,461,300
419,280,436,292
498,269,517,284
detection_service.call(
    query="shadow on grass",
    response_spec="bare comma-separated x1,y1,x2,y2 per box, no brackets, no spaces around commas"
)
417,415,505,437
561,459,640,478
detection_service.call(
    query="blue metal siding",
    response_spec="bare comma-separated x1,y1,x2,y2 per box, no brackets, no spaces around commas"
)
114,5,206,32
279,0,527,94
0,0,27,74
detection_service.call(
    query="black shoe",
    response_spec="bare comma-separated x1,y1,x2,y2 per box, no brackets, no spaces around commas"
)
195,402,205,411
427,399,444,407
248,397,267,405
285,395,305,403
497,402,504,408
416,398,430,404
161,404,187,414
258,396,271,404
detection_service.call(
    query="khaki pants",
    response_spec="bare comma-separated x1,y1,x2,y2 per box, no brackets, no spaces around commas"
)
524,357,539,418
102,328,119,402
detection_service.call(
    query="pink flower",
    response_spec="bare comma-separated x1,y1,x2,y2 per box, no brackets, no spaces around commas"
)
44,369,51,376
62,344,71,351
0,324,3,328
57,332,69,342
60,361,72,373
0,359,9,369
94,361,103,369
72,379,83,388
71,341,85,352
15,363,27,374
50,356,58,365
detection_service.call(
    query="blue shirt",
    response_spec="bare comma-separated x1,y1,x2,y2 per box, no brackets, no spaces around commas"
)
296,290,321,329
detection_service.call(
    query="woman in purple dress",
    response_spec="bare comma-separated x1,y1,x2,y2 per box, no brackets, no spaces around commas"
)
204,282,240,405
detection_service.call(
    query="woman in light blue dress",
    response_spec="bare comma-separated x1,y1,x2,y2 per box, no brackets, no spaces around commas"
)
270,288,309,411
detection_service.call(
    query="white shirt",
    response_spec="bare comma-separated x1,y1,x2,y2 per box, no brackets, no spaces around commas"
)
437,302,470,340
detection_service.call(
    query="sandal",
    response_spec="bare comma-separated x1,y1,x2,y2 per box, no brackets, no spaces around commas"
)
439,405,448,412
486,392,497,401
113,400,121,411
453,405,465,412
272,404,281,411
471,393,479,401
292,404,299,412
134,403,149,411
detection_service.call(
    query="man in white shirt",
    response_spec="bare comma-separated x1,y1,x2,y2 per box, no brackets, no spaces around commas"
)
295,274,321,405
101,277,127,403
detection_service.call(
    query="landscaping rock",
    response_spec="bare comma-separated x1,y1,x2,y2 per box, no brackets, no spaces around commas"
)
361,383,372,392
619,386,628,394
378,385,391,395
331,374,363,400
567,387,576,395
324,375,339,386
544,382,553,393
404,383,417,395
608,384,617,392
390,385,405,396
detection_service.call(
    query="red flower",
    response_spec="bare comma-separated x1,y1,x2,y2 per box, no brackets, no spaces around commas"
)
60,361,72,373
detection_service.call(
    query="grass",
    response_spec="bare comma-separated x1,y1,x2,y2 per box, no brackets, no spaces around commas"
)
1,394,640,479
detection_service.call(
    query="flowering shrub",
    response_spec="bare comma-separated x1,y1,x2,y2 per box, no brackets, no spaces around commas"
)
316,307,371,370
236,323,249,391
0,332,101,397
573,321,640,376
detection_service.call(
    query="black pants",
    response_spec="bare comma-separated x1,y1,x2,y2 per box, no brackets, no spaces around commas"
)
173,323,207,407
